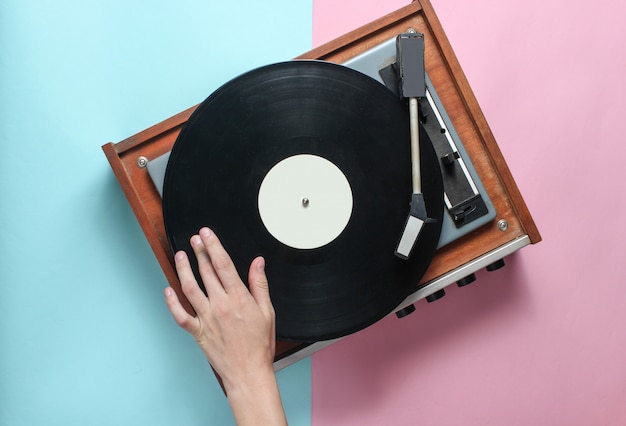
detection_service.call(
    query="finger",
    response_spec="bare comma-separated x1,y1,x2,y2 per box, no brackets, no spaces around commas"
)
164,286,200,335
190,234,225,298
199,227,243,293
248,256,274,316
174,250,211,312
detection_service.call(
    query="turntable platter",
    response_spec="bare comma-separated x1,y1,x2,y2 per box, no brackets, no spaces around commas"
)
162,60,444,341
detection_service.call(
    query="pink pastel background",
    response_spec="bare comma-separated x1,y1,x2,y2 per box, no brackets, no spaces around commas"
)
311,0,626,424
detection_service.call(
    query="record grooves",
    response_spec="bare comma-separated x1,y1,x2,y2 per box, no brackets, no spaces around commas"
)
162,60,444,342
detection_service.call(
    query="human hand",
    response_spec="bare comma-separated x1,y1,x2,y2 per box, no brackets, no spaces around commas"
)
164,227,286,425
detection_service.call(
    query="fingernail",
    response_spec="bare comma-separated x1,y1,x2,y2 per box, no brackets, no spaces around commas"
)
199,227,212,238
175,251,185,261
257,257,265,272
164,287,172,297
191,235,202,246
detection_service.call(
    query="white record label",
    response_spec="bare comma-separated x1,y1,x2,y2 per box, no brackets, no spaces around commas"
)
258,154,353,249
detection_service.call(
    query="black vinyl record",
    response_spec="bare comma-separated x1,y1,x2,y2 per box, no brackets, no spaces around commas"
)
162,60,443,342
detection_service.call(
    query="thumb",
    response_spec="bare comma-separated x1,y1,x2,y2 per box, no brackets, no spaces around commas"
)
248,256,273,314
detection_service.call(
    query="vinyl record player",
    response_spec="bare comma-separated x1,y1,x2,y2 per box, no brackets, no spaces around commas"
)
102,0,541,369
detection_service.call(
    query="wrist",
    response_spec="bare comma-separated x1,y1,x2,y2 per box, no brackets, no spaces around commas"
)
225,363,276,400
225,366,286,426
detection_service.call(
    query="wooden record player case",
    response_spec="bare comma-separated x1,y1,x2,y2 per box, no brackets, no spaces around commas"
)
102,0,541,367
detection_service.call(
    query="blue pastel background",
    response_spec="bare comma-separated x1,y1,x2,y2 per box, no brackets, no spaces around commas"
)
0,1,312,424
